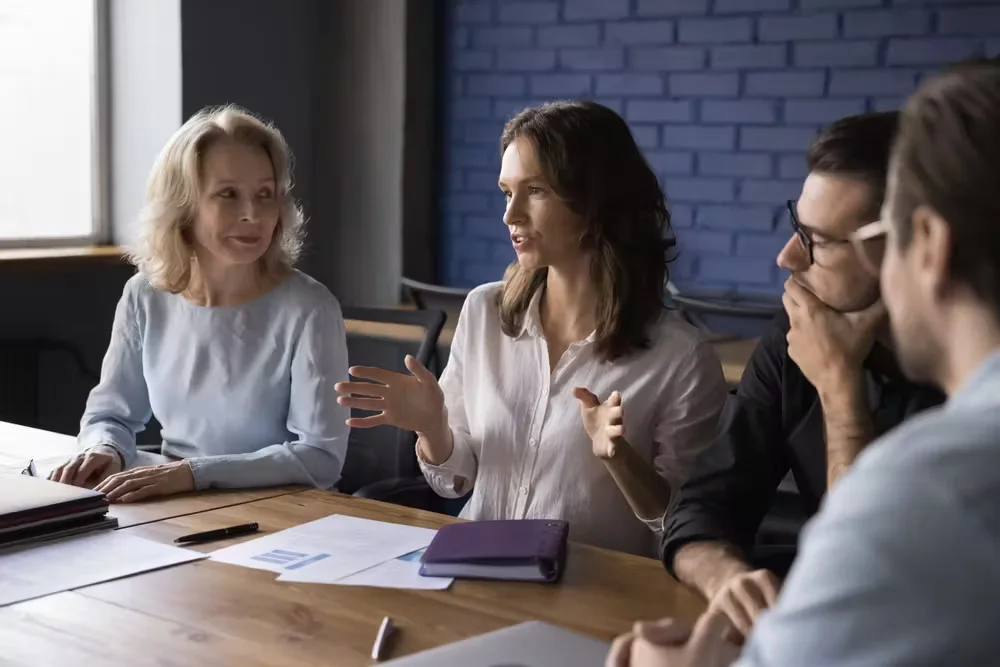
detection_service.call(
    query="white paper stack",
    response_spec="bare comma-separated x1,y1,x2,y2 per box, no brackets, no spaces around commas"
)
209,514,453,590
0,532,206,606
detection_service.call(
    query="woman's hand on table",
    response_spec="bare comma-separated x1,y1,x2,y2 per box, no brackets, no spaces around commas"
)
94,460,195,503
49,445,123,488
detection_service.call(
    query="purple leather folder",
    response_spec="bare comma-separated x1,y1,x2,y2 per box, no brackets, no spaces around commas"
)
418,519,569,582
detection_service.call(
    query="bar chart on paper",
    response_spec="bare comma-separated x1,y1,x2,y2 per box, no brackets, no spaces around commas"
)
250,549,331,570
210,514,437,582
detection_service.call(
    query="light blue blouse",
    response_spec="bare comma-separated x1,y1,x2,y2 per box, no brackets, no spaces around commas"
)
78,270,350,490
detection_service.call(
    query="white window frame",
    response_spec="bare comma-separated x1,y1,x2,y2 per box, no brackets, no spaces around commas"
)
0,0,110,248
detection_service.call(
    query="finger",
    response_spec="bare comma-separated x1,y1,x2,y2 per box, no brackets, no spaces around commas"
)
346,414,389,429
117,483,166,504
715,594,752,639
337,396,386,411
784,277,823,310
733,580,769,623
48,461,67,481
693,606,743,644
608,391,622,407
605,633,634,667
608,405,624,424
404,354,436,384
781,291,797,321
759,571,781,608
348,366,404,385
94,466,157,494
335,381,389,398
105,476,157,503
573,387,600,408
635,618,691,645
55,456,84,484
72,453,108,487
606,424,625,438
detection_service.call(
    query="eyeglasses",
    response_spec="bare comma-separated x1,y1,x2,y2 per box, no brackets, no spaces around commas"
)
786,200,853,265
849,219,888,277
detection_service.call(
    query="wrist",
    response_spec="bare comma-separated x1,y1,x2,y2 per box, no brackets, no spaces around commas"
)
93,443,125,469
817,368,865,412
416,410,452,465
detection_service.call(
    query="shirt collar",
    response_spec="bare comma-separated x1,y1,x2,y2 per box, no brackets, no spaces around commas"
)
948,349,1000,411
516,287,545,339
515,286,599,346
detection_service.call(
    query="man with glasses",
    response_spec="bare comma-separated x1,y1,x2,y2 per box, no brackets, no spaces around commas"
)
660,112,943,641
609,57,1000,667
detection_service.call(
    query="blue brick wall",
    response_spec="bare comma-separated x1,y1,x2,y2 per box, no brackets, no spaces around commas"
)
439,0,1000,293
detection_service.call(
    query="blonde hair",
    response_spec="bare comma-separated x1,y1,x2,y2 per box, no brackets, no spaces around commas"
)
128,105,305,292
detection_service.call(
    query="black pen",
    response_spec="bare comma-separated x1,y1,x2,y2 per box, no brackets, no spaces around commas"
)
173,522,259,545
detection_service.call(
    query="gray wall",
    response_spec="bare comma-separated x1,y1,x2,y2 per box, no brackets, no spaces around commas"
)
3,0,436,435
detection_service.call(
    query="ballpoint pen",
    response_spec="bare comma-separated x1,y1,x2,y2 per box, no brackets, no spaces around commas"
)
173,522,259,545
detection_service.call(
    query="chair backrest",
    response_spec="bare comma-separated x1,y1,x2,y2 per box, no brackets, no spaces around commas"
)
399,276,469,328
337,306,447,494
666,281,782,333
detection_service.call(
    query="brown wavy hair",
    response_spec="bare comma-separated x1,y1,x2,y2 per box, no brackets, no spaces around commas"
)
496,100,675,362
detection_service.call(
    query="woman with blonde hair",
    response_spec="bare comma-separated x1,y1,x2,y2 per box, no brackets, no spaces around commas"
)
50,105,349,502
336,101,727,555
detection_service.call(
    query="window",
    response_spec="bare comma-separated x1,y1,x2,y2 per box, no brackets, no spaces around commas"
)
0,0,106,246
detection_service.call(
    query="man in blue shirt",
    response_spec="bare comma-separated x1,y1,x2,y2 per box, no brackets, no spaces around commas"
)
608,59,1000,667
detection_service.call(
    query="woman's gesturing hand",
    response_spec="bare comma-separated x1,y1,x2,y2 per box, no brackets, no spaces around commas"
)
335,354,448,436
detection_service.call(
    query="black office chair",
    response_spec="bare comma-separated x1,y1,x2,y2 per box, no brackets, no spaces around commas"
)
666,281,782,336
339,306,449,508
399,276,471,312
399,276,470,374
0,338,99,428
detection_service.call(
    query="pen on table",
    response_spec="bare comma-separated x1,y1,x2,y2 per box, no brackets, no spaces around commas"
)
371,616,396,662
173,522,259,545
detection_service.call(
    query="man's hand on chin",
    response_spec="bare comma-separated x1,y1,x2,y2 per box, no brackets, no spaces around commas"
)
782,277,886,394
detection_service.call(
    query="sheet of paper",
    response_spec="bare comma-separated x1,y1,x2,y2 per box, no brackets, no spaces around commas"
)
312,548,453,590
210,514,436,582
0,532,205,606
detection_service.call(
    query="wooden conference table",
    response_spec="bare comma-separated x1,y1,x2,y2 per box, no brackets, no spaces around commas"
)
1,423,706,667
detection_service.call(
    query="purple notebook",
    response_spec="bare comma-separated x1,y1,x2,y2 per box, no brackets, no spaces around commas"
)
419,519,569,583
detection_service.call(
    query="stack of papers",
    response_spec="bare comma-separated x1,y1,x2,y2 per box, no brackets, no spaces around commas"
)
0,531,206,606
209,514,453,590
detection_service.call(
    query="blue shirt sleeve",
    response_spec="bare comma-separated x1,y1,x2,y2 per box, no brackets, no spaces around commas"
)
736,452,996,667
78,278,151,467
186,295,350,490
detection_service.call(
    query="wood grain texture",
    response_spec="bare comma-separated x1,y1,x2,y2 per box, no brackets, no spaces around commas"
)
61,489,704,666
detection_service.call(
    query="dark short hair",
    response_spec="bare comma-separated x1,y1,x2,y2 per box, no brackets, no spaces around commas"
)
497,100,674,362
890,60,1000,314
806,111,900,217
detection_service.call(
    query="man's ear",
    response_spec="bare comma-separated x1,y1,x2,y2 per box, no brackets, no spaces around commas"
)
910,205,953,302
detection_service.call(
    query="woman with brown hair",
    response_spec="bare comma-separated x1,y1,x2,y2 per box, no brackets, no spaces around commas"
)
337,101,726,555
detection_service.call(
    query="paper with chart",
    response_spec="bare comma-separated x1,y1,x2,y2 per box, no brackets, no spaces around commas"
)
0,531,206,606
210,514,437,583
317,548,453,590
